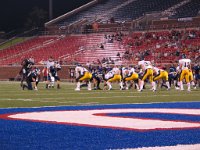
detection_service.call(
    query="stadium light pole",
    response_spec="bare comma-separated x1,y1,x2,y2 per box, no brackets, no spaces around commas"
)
49,0,53,20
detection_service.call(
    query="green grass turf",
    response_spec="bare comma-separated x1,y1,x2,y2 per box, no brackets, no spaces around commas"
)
0,81,199,108
0,37,26,50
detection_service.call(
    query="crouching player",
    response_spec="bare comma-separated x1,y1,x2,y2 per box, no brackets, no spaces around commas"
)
92,70,102,90
19,58,34,87
121,65,139,90
138,60,156,92
22,67,40,90
103,65,122,90
153,66,170,90
75,64,92,91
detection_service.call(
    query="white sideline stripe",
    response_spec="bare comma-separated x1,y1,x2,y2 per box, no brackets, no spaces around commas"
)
1,94,200,101
9,108,200,130
0,98,74,104
119,144,200,150
77,102,99,105
0,98,96,104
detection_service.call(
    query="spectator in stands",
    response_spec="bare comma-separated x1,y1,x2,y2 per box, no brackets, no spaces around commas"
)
92,22,99,32
110,17,115,23
108,35,113,43
117,52,121,59
99,43,104,49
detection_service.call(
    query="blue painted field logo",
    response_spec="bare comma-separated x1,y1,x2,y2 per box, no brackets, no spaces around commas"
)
0,103,200,149
6,108,200,130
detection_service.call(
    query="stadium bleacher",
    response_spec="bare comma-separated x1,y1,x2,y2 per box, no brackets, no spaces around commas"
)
0,29,199,66
170,0,200,19
1,0,200,66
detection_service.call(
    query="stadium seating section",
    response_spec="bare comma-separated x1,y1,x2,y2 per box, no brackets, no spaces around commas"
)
0,29,199,65
57,0,200,27
170,0,200,19
0,0,200,65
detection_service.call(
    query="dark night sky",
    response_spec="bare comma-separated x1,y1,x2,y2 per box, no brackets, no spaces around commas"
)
0,0,92,32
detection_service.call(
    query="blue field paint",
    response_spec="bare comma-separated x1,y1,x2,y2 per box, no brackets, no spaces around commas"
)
108,112,200,122
0,102,200,150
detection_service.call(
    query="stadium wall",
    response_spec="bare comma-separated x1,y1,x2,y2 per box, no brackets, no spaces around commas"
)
0,66,75,81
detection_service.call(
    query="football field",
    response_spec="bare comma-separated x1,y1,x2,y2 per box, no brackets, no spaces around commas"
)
0,81,200,149
0,81,199,108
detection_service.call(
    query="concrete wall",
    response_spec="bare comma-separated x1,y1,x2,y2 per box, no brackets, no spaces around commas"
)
0,66,75,81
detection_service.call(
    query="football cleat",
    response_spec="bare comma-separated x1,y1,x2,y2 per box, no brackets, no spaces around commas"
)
75,88,80,91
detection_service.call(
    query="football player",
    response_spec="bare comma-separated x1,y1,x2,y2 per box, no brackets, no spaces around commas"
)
22,67,40,90
138,60,156,92
49,62,61,89
42,66,49,89
19,58,34,87
103,65,122,90
91,69,102,90
189,69,196,89
121,65,139,90
192,62,200,88
75,64,92,91
178,58,191,91
153,66,170,90
168,64,179,89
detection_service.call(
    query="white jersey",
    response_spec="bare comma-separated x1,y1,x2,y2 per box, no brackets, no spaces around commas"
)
75,66,89,75
111,67,120,75
46,61,55,69
55,63,61,70
121,67,129,77
179,59,191,70
176,66,181,73
138,60,152,70
128,67,136,76
129,67,135,74
104,71,114,80
153,67,163,75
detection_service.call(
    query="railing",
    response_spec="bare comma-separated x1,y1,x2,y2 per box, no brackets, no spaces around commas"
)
45,0,98,28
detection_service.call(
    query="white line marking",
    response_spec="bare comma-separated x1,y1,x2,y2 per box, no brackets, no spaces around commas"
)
9,108,200,130
119,144,200,150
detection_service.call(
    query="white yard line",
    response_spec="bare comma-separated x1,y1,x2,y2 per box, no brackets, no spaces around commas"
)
117,144,200,150
0,98,74,104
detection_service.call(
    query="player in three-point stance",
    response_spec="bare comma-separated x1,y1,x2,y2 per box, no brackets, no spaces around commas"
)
153,66,170,90
75,64,92,91
121,65,139,90
103,65,122,90
138,60,156,92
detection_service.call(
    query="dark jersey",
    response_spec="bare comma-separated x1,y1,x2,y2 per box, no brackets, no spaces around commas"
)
169,66,176,73
92,72,99,79
20,59,34,75
193,65,200,75
22,59,34,70
50,66,57,77
27,72,37,82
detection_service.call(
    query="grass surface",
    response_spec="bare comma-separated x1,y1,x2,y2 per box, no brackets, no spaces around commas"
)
0,81,199,108
0,37,26,50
